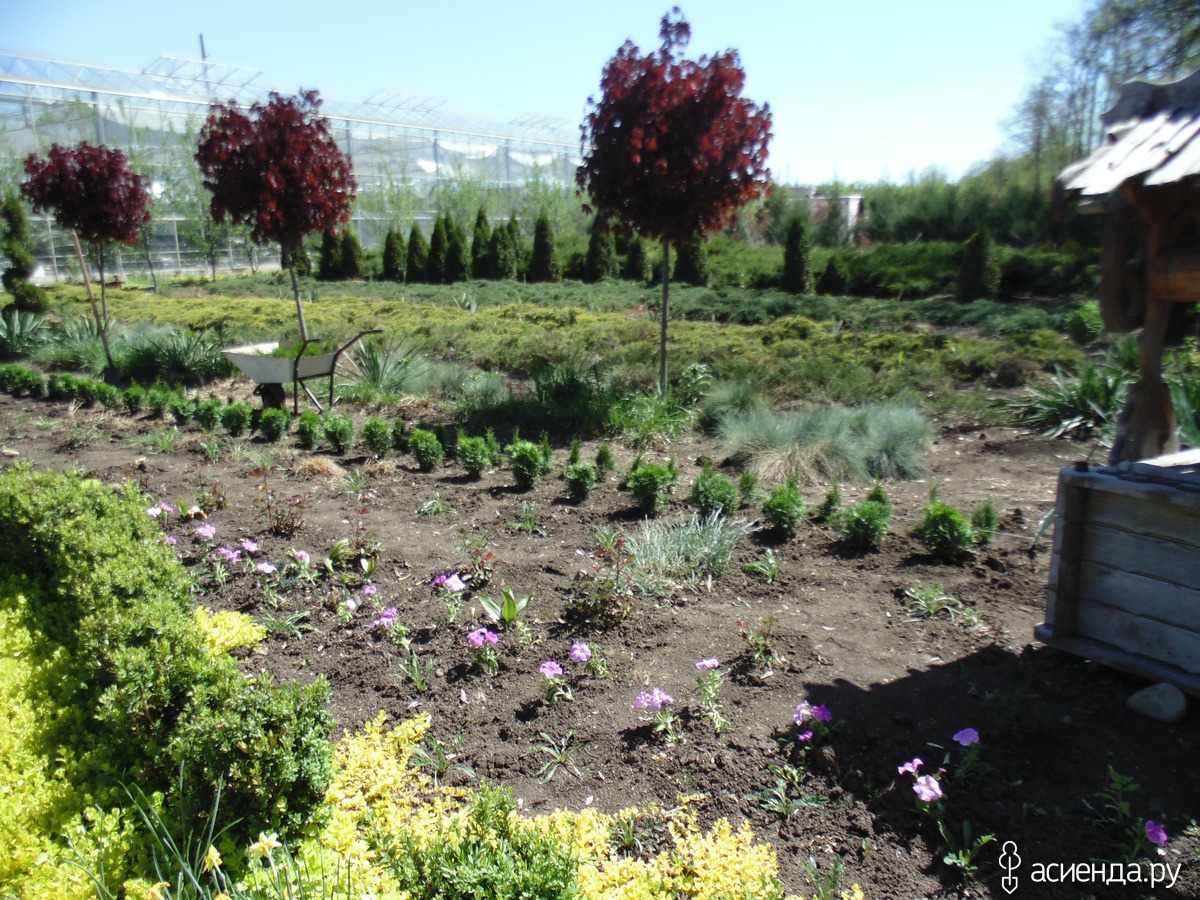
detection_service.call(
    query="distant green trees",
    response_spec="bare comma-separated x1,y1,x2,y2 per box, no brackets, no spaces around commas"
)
1,191,47,311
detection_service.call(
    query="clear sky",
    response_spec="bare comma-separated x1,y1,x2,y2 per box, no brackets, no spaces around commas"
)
3,0,1086,185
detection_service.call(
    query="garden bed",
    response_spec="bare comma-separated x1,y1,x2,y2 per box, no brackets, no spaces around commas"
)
1,387,1197,897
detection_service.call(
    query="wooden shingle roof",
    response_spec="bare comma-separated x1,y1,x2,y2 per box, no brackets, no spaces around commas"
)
1059,68,1200,199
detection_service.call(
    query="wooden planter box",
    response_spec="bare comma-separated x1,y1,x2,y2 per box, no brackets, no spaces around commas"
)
1036,450,1200,695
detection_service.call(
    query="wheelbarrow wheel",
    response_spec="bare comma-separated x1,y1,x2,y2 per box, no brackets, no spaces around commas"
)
255,383,287,409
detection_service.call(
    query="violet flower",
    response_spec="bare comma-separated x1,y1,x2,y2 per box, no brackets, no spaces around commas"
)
897,757,923,776
372,607,398,630
1145,821,1169,847
953,727,980,746
696,657,719,670
468,627,498,647
913,775,943,803
255,561,276,575
539,660,564,679
570,642,592,663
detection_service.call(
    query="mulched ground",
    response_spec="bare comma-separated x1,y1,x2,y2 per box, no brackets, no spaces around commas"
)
2,387,1198,898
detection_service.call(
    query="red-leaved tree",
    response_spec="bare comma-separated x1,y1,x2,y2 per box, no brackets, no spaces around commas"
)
22,142,150,373
578,9,772,394
195,91,356,340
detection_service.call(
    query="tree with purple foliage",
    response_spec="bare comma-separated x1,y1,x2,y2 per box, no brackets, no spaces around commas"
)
195,91,355,340
22,142,150,373
578,8,771,394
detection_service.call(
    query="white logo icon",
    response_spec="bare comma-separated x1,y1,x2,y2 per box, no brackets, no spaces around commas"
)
999,840,1021,894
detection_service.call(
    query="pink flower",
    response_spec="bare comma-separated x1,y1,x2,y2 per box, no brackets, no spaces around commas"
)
468,628,498,647
291,549,310,564
215,546,241,563
194,524,216,540
897,757,923,776
362,583,377,595
570,642,592,663
443,573,467,593
696,657,719,670
158,502,176,514
145,505,163,518
431,574,448,587
794,701,813,724
796,730,814,743
372,607,398,629
539,660,564,679
344,599,358,613
812,704,832,722
239,538,258,554
632,688,674,713
914,775,943,803
1145,821,1169,847
159,535,178,546
255,561,276,575
953,727,979,746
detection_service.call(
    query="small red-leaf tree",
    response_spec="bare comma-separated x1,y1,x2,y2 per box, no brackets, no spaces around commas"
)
195,91,355,341
578,9,771,394
21,143,150,373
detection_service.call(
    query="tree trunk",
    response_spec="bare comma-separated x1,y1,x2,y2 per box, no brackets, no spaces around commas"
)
285,244,309,341
660,237,670,397
70,231,115,373
142,242,158,292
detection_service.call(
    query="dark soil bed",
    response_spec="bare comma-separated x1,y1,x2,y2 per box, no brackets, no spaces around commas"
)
2,388,1197,898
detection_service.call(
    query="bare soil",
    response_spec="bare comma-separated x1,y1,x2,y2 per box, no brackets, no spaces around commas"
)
2,388,1198,899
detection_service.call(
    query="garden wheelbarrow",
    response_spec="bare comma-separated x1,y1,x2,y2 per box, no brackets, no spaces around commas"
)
222,329,383,413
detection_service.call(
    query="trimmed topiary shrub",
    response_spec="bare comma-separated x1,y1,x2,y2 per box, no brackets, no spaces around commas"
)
816,254,849,294
318,228,343,281
471,208,491,279
527,211,560,283
382,226,406,282
917,498,976,560
688,463,738,517
193,397,223,431
762,478,806,537
425,215,449,284
0,465,333,848
457,435,491,479
673,235,708,287
258,407,290,443
220,401,253,437
506,438,546,489
323,413,355,454
408,428,444,471
565,461,599,504
360,417,392,457
584,221,618,283
445,216,470,283
626,459,677,516
406,224,429,283
339,228,364,279
296,409,324,450
122,383,145,415
781,213,811,294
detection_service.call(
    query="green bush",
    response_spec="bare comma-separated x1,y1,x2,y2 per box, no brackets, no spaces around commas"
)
814,481,842,523
918,499,976,560
626,460,677,516
0,465,333,845
377,784,577,897
839,498,892,551
1063,301,1103,344
406,224,429,283
360,417,392,457
94,382,122,410
323,413,355,454
47,372,82,402
688,464,738,517
971,500,998,545
220,401,253,437
527,211,561,283
816,255,849,294
295,409,324,450
11,366,45,397
457,435,491,479
595,443,615,478
673,236,709,287
193,397,223,431
258,407,290,443
565,462,599,504
408,428,444,471
584,221,618,283
340,228,364,279
122,383,145,415
762,479,806,537
168,395,194,426
958,229,1000,301
382,226,406,282
506,438,545,489
781,214,811,294
0,362,28,392
146,382,173,418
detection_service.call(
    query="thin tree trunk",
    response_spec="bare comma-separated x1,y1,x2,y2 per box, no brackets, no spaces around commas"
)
96,246,116,375
285,244,309,341
660,237,670,397
70,231,115,372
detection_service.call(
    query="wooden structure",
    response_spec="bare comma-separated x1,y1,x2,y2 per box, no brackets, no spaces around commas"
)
1037,450,1200,695
1058,68,1200,463
222,330,381,413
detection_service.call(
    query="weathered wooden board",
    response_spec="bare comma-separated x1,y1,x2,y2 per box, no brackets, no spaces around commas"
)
1039,460,1200,695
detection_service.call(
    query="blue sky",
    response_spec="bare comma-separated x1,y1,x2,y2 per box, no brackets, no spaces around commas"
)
3,0,1086,184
